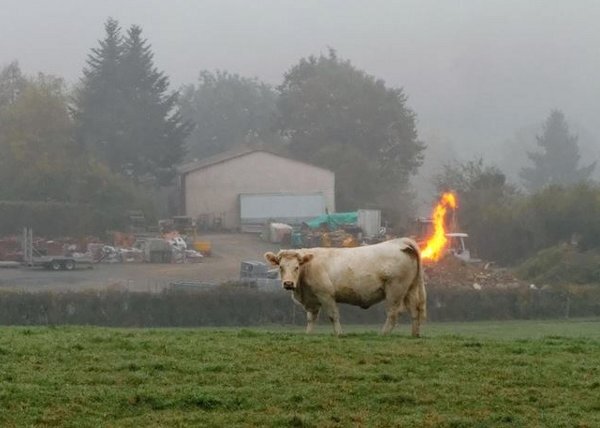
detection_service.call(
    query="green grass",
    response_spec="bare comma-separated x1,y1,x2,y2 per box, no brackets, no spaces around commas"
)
340,318,600,340
1,319,599,427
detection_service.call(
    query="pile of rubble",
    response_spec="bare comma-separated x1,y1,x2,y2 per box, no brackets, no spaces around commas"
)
0,232,208,265
0,235,93,262
424,256,526,290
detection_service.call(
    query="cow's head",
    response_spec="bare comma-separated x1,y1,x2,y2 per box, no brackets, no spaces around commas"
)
264,250,314,290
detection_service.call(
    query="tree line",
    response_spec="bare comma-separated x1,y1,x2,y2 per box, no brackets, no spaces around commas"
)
1,18,598,267
428,109,600,267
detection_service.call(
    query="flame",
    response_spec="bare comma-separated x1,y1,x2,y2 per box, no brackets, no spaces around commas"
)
421,192,457,262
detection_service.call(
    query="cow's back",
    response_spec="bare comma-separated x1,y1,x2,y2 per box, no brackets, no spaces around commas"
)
300,238,419,306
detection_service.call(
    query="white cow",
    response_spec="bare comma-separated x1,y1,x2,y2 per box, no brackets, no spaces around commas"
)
264,237,426,336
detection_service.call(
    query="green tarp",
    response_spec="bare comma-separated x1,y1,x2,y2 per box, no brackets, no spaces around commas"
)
303,212,358,230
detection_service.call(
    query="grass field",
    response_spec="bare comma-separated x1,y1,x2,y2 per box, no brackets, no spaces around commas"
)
1,319,599,427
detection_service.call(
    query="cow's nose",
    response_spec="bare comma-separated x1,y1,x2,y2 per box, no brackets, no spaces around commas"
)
283,281,295,289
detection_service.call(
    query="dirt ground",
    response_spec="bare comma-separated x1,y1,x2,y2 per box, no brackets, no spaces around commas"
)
1,234,527,293
0,234,281,292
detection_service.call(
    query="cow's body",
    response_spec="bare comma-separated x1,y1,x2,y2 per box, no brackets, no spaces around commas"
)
265,237,426,336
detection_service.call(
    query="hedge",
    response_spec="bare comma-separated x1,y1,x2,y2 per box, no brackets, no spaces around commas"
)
1,284,598,327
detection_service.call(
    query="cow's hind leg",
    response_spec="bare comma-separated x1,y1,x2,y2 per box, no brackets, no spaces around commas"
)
305,308,320,334
410,310,421,337
407,294,426,338
382,300,404,335
381,281,407,335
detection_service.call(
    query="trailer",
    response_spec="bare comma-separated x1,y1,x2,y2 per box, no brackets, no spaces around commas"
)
30,255,93,271
21,227,93,271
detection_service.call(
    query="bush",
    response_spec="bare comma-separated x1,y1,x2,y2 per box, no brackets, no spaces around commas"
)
0,200,123,237
516,245,600,285
1,284,598,327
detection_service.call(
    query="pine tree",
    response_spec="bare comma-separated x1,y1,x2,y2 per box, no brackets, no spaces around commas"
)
520,110,596,192
73,19,191,185
118,25,191,184
73,18,125,168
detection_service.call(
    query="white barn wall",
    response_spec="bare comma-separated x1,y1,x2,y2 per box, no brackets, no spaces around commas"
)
183,151,335,230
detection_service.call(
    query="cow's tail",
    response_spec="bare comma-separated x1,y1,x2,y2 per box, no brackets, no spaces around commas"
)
401,238,427,324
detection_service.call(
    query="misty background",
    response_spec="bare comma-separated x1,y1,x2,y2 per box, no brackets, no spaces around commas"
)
2,0,600,269
3,0,600,201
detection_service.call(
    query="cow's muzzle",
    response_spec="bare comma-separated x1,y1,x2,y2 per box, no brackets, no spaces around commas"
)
283,281,295,290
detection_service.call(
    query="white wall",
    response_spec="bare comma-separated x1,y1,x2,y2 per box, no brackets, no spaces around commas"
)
184,151,335,230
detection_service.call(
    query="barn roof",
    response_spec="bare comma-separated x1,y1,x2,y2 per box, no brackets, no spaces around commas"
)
178,146,334,175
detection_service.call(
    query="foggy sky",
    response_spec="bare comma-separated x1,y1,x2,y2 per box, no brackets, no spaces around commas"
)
2,0,600,169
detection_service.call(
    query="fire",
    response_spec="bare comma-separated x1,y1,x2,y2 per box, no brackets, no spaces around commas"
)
421,192,457,262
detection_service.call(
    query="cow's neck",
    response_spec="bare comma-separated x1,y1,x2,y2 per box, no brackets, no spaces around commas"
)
293,271,316,303
294,274,305,295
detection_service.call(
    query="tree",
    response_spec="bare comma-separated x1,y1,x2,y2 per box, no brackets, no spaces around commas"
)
525,183,600,252
179,71,278,160
0,61,26,109
0,74,76,201
277,50,424,224
73,18,191,185
432,158,526,264
117,24,192,184
72,18,125,168
520,110,596,192
433,158,514,197
0,70,154,235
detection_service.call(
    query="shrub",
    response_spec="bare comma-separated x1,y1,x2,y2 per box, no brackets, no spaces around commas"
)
516,245,600,285
1,284,598,327
0,200,119,237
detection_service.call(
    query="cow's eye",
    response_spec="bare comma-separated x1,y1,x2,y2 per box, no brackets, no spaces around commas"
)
294,266,299,272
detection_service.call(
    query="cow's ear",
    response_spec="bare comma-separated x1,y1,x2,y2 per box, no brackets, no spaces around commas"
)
264,252,280,266
300,253,314,265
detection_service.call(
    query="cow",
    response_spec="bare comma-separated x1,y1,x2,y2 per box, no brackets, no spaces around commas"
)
264,237,426,337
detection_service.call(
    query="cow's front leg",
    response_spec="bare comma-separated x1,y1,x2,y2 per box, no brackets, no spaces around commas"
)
382,285,404,335
319,296,342,336
305,308,320,334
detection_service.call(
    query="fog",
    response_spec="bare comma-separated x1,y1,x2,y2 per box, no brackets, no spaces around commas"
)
2,0,599,185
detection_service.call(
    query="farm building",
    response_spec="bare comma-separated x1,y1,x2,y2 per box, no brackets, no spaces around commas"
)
178,148,335,231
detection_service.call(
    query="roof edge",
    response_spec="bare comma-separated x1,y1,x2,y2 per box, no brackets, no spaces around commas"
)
178,148,334,176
